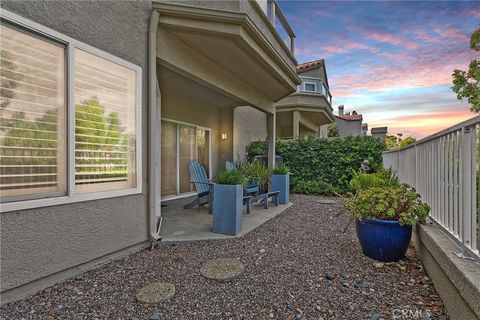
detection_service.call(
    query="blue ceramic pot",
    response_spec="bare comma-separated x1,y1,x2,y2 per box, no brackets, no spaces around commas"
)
355,218,412,262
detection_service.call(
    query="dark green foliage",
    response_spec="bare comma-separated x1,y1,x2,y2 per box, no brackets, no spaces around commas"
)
216,169,247,186
246,140,268,160
245,136,385,194
272,164,289,175
276,136,385,194
345,185,430,226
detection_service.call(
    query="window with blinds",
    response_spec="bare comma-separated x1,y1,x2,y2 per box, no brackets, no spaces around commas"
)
0,25,66,201
74,49,137,193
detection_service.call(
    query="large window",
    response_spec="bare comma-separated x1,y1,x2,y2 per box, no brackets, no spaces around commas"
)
74,49,137,193
0,12,141,211
0,25,66,201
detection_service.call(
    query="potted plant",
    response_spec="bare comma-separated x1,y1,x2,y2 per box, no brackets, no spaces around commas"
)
245,160,271,194
271,165,290,204
212,170,247,235
345,185,429,262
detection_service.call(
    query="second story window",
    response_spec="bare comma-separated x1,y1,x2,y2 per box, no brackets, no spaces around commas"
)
304,82,316,92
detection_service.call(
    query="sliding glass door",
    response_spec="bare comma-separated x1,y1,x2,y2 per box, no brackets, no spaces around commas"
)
161,120,210,199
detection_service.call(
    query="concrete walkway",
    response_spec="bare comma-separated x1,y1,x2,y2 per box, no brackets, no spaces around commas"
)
160,196,292,242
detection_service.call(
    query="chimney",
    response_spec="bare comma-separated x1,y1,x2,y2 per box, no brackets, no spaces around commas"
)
338,105,344,116
371,127,388,142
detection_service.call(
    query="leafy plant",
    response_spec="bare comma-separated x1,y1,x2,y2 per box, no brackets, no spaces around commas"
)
216,169,247,186
327,123,339,137
349,172,386,193
376,168,400,188
345,185,430,226
452,26,480,112
272,164,289,175
245,160,271,192
349,168,400,193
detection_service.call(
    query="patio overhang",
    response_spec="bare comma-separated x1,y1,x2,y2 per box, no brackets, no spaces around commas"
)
153,1,301,113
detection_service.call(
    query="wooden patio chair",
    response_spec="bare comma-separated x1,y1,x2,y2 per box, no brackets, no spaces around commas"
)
184,160,213,213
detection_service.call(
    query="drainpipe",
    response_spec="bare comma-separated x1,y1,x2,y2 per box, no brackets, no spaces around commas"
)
148,10,162,249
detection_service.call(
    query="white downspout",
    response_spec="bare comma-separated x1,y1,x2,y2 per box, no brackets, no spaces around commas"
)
148,10,162,249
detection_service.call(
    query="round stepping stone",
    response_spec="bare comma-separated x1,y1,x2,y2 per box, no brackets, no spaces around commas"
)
200,258,245,282
136,282,175,304
317,199,337,204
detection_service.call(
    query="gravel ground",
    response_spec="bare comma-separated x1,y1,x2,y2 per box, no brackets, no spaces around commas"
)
1,194,448,320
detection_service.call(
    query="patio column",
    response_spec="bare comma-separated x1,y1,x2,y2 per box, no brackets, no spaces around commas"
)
267,112,276,168
293,111,300,139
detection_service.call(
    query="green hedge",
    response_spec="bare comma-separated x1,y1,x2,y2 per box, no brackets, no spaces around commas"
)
247,136,386,194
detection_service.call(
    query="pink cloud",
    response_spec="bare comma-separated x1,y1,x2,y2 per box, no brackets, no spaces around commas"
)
367,32,402,46
434,26,470,42
370,110,474,138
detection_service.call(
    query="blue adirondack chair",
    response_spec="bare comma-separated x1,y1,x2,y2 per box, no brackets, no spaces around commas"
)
184,160,213,212
225,160,236,172
225,160,259,201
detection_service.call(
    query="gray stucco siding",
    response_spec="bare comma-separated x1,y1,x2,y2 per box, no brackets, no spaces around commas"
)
0,1,151,294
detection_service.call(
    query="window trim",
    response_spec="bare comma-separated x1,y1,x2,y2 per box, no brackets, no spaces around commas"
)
0,9,142,213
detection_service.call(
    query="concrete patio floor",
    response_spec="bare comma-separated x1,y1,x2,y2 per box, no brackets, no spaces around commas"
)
159,196,292,242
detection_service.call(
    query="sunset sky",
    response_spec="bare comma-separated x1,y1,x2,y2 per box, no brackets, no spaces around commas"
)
281,1,479,138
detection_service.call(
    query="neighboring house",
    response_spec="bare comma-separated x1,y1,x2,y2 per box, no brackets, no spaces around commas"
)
276,59,334,139
232,59,334,159
320,105,365,137
0,0,301,303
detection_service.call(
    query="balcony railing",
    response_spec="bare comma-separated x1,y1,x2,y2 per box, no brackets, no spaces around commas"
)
267,0,295,55
383,116,480,259
297,76,332,104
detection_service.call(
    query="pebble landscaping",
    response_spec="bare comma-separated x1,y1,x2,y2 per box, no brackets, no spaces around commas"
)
0,194,448,319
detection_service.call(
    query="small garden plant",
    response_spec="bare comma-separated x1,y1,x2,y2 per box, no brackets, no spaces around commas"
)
245,161,271,193
216,170,247,186
349,168,400,193
345,185,430,226
272,164,289,175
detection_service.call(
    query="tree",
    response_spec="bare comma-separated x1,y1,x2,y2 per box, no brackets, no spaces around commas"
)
452,26,480,112
385,133,416,150
327,123,339,137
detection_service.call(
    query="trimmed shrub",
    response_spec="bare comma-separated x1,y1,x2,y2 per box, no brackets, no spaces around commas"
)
246,136,385,195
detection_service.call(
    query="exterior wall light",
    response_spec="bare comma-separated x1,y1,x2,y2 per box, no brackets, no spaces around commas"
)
221,133,228,140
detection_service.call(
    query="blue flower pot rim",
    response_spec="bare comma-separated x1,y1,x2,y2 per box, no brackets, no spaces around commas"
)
357,218,410,227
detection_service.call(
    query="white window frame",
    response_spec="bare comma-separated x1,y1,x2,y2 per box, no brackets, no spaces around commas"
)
303,82,316,92
0,10,143,213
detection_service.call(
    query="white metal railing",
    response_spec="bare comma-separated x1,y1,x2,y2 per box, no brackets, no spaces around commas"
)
383,116,480,258
298,76,332,104
267,0,295,55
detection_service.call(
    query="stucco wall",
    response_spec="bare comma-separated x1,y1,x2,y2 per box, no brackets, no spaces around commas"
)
233,106,267,160
0,0,151,299
335,117,362,137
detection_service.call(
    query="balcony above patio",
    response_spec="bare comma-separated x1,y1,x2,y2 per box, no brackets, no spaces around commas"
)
153,0,301,112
